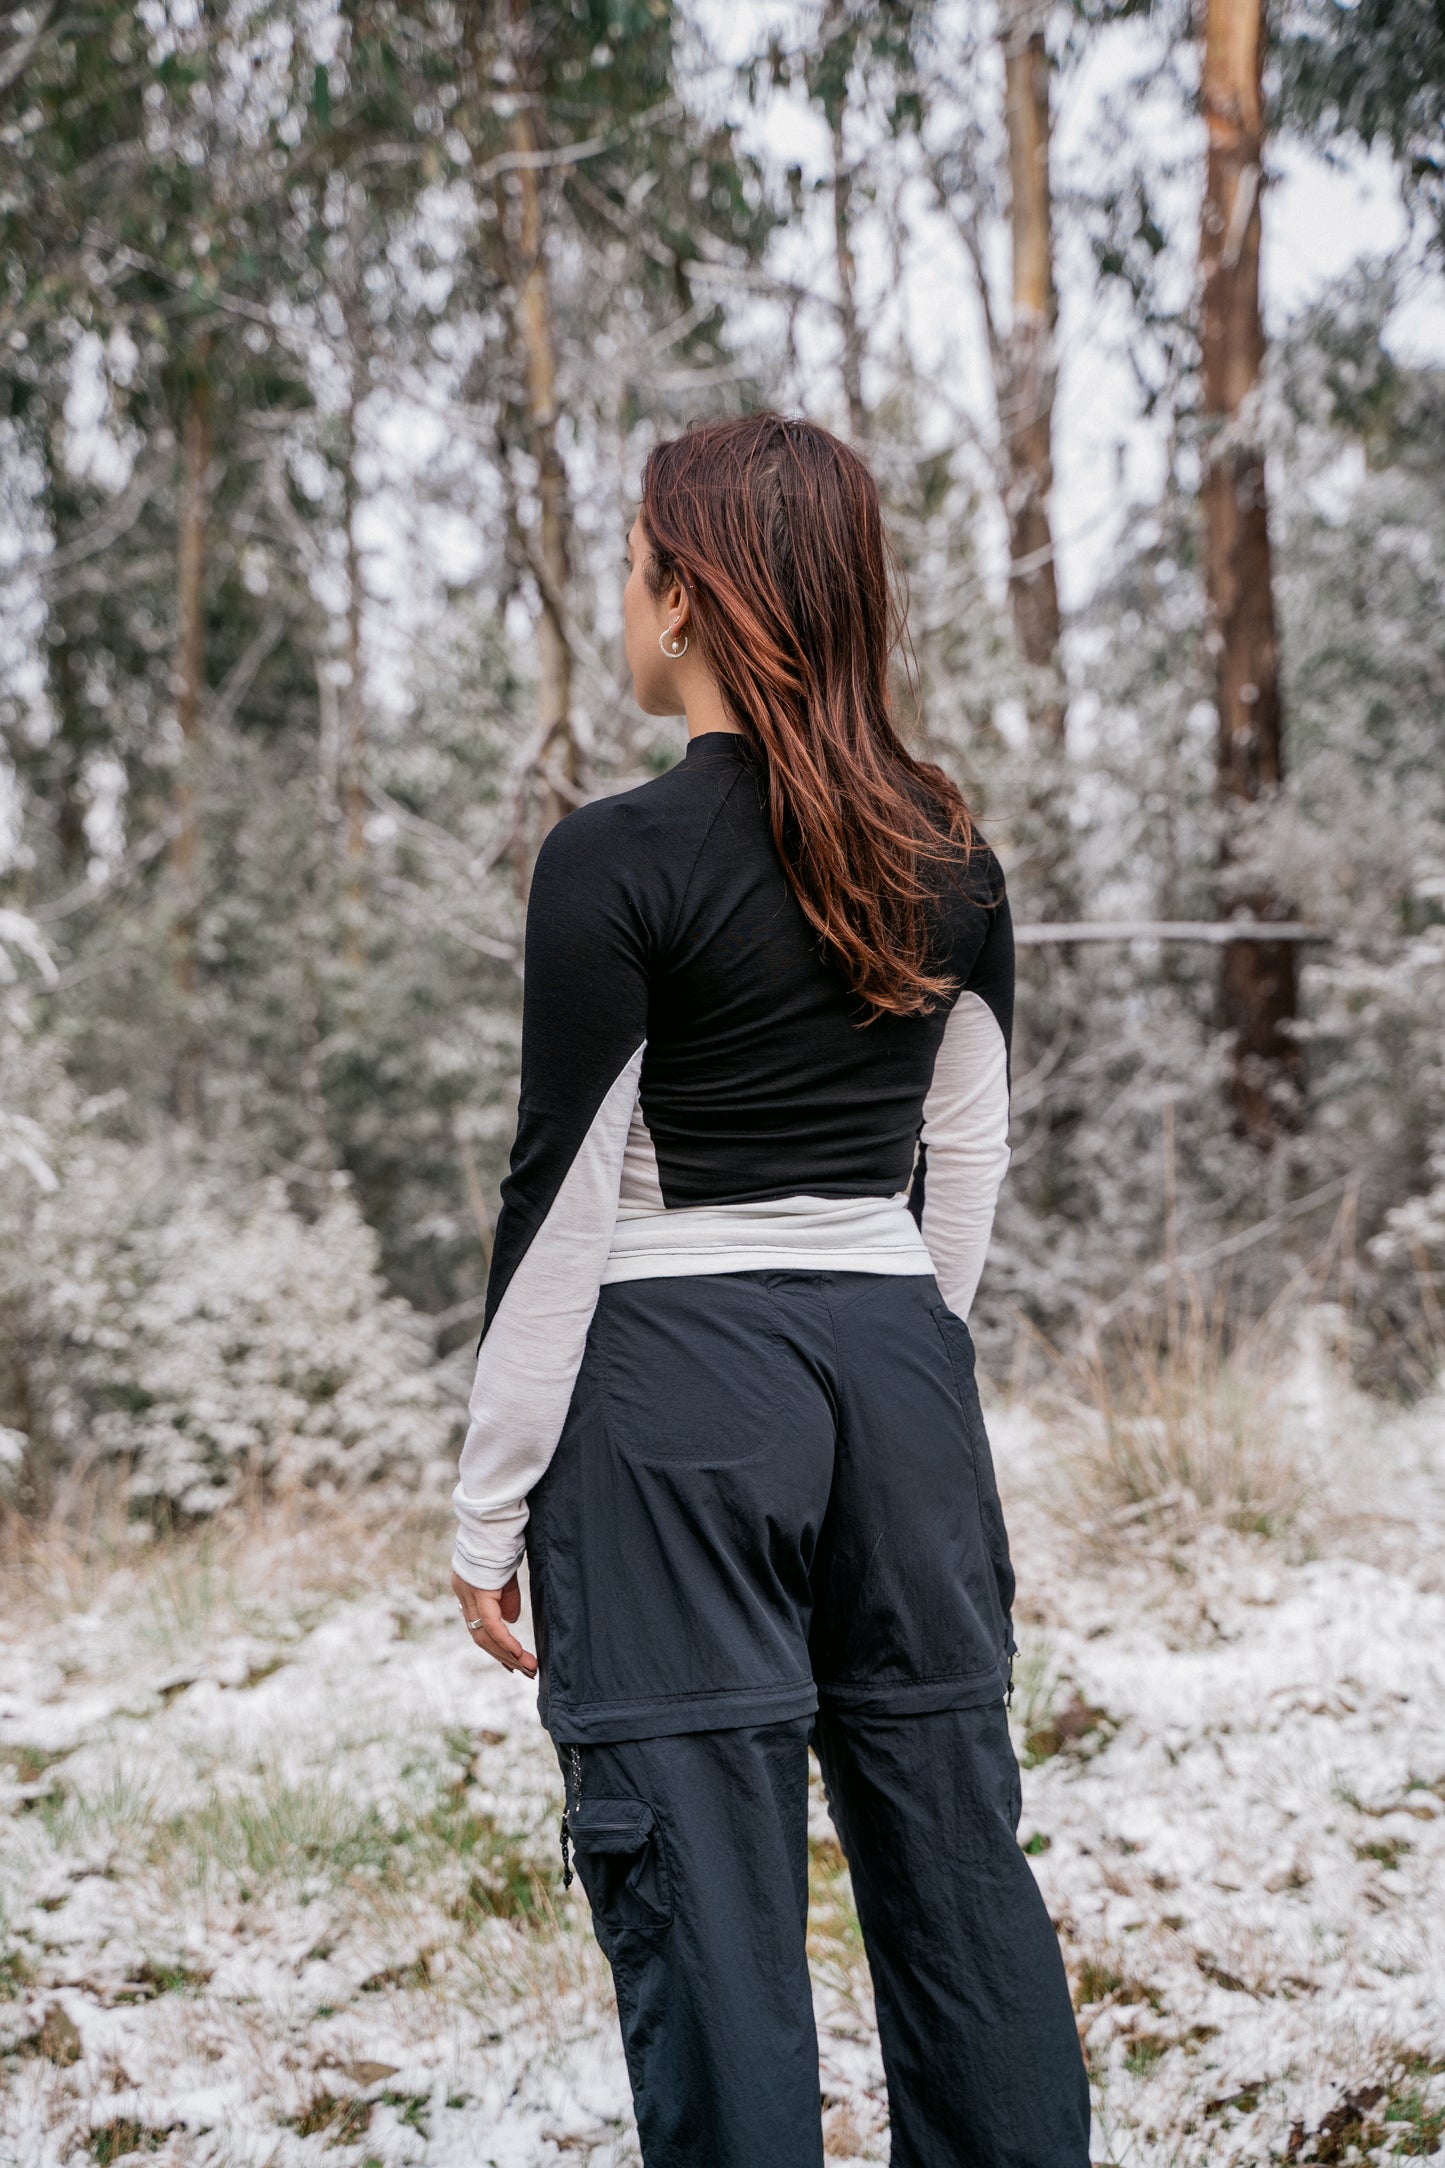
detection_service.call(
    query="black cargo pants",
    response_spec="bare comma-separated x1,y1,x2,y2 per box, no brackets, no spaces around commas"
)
526,1272,1089,2166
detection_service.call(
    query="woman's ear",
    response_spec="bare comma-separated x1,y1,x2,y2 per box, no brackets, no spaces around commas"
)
666,577,690,632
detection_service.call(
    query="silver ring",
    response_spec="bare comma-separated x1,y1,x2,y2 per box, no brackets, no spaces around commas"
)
464,1618,483,1630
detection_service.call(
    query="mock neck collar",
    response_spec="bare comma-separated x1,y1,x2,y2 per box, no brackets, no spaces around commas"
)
684,729,755,763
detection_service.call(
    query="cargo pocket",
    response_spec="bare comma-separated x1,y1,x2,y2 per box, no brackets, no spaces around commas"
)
567,1798,673,1950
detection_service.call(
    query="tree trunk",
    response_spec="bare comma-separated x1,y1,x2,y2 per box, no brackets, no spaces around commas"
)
998,0,1065,745
506,0,578,844
822,0,866,441
172,365,210,1126
831,111,866,441
340,355,367,960
37,413,91,874
1198,0,1299,1143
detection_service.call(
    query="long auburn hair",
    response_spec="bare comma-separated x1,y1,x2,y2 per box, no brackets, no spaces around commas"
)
641,412,974,1019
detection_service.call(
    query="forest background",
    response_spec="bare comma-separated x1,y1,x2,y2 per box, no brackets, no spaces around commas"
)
1,0,1444,1524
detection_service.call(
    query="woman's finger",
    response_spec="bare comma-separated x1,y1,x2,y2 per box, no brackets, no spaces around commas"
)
474,1621,520,1669
477,1596,538,1676
476,1617,539,1677
453,1578,538,1676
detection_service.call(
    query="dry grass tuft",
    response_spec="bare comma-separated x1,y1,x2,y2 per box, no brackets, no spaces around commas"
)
0,1472,454,1633
1041,1275,1309,1551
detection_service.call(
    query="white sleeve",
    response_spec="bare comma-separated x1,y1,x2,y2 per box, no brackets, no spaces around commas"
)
450,1048,641,1589
916,992,1011,1322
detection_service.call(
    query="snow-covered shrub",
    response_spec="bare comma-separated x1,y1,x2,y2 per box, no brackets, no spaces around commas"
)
40,1161,458,1519
1,1072,459,1522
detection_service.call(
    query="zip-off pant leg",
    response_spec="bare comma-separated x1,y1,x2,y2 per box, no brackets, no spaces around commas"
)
556,1719,823,2168
814,1699,1091,2168
564,1703,1089,2168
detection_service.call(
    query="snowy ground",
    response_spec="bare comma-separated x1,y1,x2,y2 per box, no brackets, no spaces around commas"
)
2,1351,1444,2167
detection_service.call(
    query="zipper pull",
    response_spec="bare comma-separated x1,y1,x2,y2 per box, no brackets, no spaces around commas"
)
560,1744,583,1892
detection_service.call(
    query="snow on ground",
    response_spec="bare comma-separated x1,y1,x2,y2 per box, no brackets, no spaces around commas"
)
2,1364,1443,2167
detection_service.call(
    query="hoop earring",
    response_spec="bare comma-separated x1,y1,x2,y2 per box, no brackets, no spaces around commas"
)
659,626,688,658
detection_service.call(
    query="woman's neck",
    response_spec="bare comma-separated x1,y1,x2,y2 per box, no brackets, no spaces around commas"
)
683,678,743,741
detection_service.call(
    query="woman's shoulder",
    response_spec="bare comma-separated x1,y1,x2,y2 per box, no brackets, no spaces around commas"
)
932,826,1006,916
958,829,1006,902
530,751,739,905
926,829,1010,994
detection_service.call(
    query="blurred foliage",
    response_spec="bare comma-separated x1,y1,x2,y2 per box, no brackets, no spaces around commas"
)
1,0,1444,1524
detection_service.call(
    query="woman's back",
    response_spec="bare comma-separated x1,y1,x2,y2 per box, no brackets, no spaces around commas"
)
483,728,1013,1366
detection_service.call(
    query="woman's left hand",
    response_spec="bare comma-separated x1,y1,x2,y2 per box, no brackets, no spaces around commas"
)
450,1569,539,1678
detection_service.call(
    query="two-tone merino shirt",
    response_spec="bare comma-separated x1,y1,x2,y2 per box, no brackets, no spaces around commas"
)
451,730,1014,1588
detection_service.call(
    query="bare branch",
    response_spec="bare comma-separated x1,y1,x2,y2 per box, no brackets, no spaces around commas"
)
1013,921,1333,947
206,607,287,734
0,0,59,95
35,454,165,584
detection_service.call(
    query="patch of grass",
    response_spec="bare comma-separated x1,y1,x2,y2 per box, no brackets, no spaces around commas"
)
1354,1836,1412,1869
0,1946,34,2000
379,2089,431,2137
1008,1632,1063,1756
1074,1955,1123,2004
161,1775,394,1892
360,1953,434,1994
411,1773,491,1853
1379,2054,1445,2157
287,2092,373,2142
38,1766,159,1855
1122,2026,1218,2076
1124,2034,1171,2078
1006,1633,1116,1768
1022,1830,1052,1856
237,1653,286,1689
113,1957,211,2002
1,1743,70,1786
1205,2081,1265,2117
442,1725,478,1772
89,2121,173,2163
412,1783,556,1923
1072,1951,1165,2014
454,1857,551,1924
1025,1690,1115,1766
1285,2083,1386,2161
806,1830,863,1967
25,2003,82,2065
1281,2058,1445,2160
142,1541,234,1658
403,1765,560,1923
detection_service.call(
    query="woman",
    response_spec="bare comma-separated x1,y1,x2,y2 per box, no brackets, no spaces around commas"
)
450,414,1089,2167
